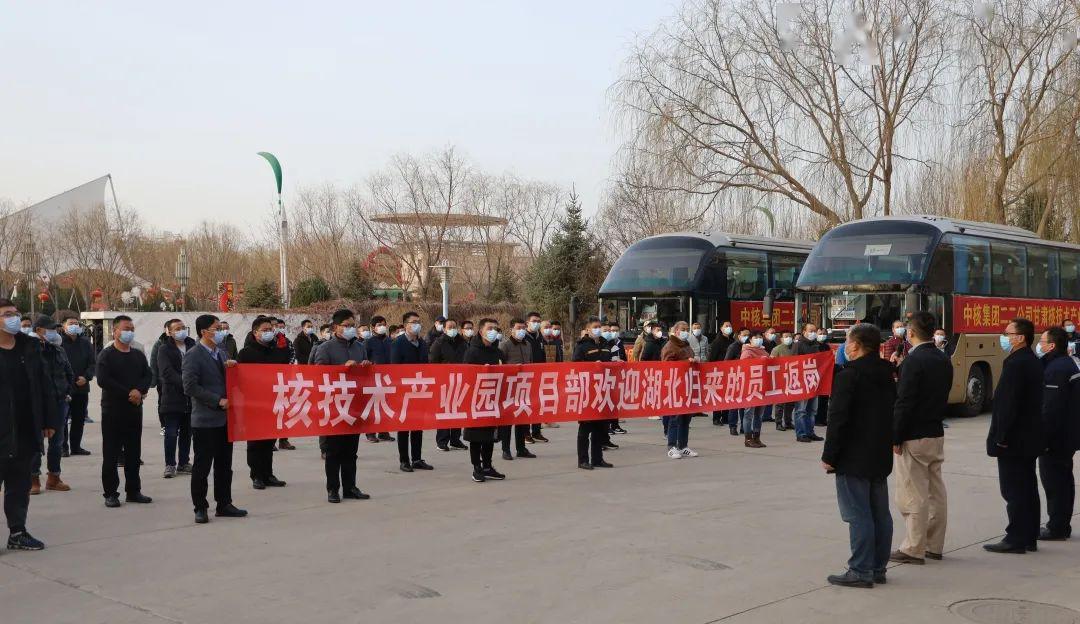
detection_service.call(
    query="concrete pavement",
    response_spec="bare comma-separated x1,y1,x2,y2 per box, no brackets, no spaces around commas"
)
2,389,1078,624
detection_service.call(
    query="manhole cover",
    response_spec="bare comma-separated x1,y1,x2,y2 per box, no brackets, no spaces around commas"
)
950,599,1080,624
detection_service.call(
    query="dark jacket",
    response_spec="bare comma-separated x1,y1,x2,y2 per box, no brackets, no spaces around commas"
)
893,342,953,444
294,331,315,367
364,334,391,365
526,331,546,363
390,334,429,365
709,333,734,362
0,333,61,457
61,332,96,394
608,339,627,362
1040,351,1080,454
543,337,564,362
182,342,229,428
425,327,443,347
572,336,611,362
96,344,152,416
274,333,294,363
149,332,166,390
41,340,74,400
499,335,532,365
222,333,239,360
462,336,501,442
429,333,468,364
987,347,1045,458
239,332,294,366
639,333,663,362
156,334,197,414
724,340,745,361
795,336,830,356
822,353,897,479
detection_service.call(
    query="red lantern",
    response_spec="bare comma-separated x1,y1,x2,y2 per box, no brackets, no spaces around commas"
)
90,288,103,300
37,291,50,303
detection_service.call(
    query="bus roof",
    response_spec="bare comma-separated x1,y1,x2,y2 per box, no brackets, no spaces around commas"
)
834,215,1080,251
640,231,815,254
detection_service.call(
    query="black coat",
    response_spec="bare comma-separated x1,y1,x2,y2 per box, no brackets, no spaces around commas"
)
222,333,239,360
709,334,734,362
987,347,1045,458
365,334,390,365
1041,351,1080,454
61,333,96,395
0,332,61,457
525,332,546,363
294,332,315,367
724,340,745,361
572,336,611,362
795,336,830,356
893,342,953,444
462,336,501,442
390,334,429,365
822,353,897,480
429,334,468,364
639,334,663,362
238,332,294,365
156,334,197,414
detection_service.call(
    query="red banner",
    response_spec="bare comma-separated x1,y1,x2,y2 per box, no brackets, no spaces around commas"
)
730,301,795,331
225,353,834,441
953,296,1080,333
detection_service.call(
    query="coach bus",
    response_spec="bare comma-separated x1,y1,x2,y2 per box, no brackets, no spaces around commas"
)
794,215,1080,416
598,232,814,339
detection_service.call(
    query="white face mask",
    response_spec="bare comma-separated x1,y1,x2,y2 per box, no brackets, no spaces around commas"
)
765,332,775,341
375,325,387,335
692,328,702,337
816,333,827,342
751,337,763,347
678,330,690,341
894,327,906,337
934,334,946,345
739,335,749,343
528,322,540,332
722,326,733,336
806,331,818,342
463,328,475,338
653,330,663,339
1066,324,1076,334
542,328,552,337
782,336,793,346
551,329,561,337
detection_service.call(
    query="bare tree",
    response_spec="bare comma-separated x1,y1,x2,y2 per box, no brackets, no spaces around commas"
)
288,183,369,294
44,204,142,306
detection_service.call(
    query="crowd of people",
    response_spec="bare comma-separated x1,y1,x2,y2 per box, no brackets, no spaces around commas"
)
1,297,1077,593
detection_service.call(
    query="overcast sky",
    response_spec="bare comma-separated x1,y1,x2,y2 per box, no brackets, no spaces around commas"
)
0,1,678,229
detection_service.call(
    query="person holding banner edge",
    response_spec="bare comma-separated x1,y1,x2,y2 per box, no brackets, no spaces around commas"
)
238,316,291,490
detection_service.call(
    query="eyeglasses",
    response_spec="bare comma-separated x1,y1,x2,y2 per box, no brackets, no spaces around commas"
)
1001,332,1020,337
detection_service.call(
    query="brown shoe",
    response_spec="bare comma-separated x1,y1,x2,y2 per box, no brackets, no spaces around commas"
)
45,473,71,492
925,551,943,560
754,433,767,448
889,549,925,565
278,439,296,450
524,435,535,444
30,475,42,495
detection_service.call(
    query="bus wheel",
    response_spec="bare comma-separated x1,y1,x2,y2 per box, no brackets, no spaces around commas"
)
962,365,987,418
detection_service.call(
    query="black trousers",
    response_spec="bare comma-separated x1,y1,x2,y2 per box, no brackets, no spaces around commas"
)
577,421,605,465
67,392,89,451
469,441,494,470
998,456,1040,547
1039,450,1076,537
530,423,542,437
435,428,462,448
499,424,527,455
324,434,360,493
0,449,33,534
191,426,233,512
398,430,423,463
246,439,276,481
101,409,142,497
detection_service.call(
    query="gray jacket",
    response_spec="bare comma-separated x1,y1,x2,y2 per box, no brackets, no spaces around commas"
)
182,342,229,428
312,336,367,365
687,333,710,361
499,337,532,365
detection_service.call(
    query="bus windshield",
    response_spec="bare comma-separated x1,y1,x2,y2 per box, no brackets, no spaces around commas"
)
798,221,939,288
599,236,713,294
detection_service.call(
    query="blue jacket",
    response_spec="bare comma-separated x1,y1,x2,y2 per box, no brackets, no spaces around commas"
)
1042,351,1080,453
364,334,390,365
390,334,429,365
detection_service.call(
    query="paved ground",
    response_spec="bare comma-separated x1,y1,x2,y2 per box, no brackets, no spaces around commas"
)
2,389,1078,624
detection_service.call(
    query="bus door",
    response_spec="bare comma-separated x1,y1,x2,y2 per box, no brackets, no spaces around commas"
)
796,293,827,332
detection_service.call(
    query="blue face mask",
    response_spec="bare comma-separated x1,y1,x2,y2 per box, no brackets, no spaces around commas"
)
341,327,358,341
65,324,83,336
410,323,422,336
260,330,277,343
213,329,228,345
999,335,1013,353
3,316,21,335
445,328,458,338
591,328,602,338
485,329,499,343
514,329,527,341
361,330,373,340
20,326,32,335
119,330,135,345
45,329,60,344
1035,343,1046,358
173,329,189,341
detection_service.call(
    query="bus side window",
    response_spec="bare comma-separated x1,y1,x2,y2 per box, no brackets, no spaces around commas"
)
942,234,990,295
1063,252,1080,297
1027,246,1059,299
991,241,1027,296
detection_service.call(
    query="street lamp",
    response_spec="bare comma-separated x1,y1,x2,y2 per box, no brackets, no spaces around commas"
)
21,233,39,316
428,259,457,320
175,245,190,312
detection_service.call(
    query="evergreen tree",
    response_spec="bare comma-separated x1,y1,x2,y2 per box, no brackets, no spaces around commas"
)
292,276,333,307
525,192,609,329
242,279,281,309
339,259,375,301
487,265,517,303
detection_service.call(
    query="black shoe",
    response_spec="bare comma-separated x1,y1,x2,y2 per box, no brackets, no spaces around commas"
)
62,448,70,458
532,434,550,442
366,434,380,443
925,551,943,560
482,467,505,480
502,451,514,461
399,462,414,473
729,427,738,436
265,476,287,487
796,436,813,443
612,427,628,434
602,442,619,450
826,570,873,588
776,424,787,432
379,433,395,442
104,495,121,508
71,448,91,456
449,440,467,450
578,462,594,470
343,487,370,500
125,492,153,504
327,491,341,503
809,434,824,442
1027,543,1038,552
517,449,537,459
216,503,248,518
7,531,44,551
252,479,267,490
1039,527,1069,541
412,459,434,470
437,445,451,452
873,572,886,585
471,469,486,483
593,460,614,468
194,509,209,524
983,541,1026,554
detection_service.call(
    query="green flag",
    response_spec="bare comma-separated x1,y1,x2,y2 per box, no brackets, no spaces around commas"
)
257,152,283,195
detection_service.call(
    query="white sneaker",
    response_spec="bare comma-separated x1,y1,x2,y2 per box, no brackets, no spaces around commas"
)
681,448,699,458
667,447,683,459
648,416,661,420
159,427,165,436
